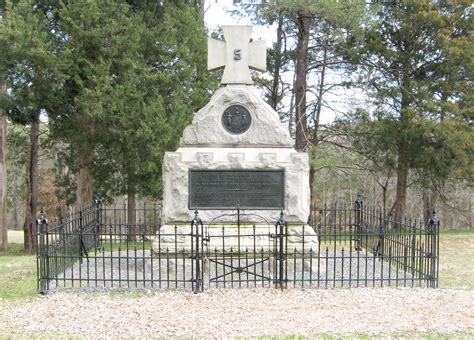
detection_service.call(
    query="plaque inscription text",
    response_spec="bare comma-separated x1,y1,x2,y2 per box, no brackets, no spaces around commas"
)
189,170,284,210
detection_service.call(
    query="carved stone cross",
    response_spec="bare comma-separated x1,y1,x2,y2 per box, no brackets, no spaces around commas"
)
208,25,266,85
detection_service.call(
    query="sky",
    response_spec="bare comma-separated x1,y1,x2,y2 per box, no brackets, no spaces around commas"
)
202,0,368,125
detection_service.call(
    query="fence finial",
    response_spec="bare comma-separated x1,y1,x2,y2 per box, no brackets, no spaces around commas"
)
276,211,286,227
430,210,440,225
191,210,202,227
37,207,48,227
94,194,103,205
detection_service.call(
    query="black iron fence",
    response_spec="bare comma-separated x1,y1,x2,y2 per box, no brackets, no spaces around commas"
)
311,199,439,289
37,198,439,293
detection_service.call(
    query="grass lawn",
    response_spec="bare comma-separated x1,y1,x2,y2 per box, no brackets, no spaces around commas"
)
0,231,37,302
439,228,474,289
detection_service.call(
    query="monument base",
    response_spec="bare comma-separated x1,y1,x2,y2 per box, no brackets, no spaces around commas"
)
152,224,319,254
162,147,310,225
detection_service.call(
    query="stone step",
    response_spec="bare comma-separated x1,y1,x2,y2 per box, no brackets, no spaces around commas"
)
152,225,319,254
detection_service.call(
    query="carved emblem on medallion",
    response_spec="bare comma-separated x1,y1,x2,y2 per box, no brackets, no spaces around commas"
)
222,104,251,134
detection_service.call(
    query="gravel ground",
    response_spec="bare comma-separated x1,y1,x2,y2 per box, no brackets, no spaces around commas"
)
1,288,473,337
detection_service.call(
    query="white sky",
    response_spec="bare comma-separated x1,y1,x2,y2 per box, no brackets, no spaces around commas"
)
203,0,369,125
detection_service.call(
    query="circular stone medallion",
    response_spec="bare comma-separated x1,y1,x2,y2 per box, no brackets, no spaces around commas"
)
222,105,251,134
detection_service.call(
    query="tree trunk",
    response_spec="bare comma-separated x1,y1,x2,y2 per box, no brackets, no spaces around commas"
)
0,105,6,250
75,145,93,208
382,178,388,216
12,169,19,229
392,66,411,223
288,68,296,138
24,118,40,253
313,39,327,146
393,146,408,223
308,39,328,210
0,0,7,251
196,0,205,22
270,14,284,111
422,189,437,224
309,166,320,224
294,13,311,151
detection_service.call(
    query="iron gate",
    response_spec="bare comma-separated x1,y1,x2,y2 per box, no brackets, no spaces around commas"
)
190,210,288,293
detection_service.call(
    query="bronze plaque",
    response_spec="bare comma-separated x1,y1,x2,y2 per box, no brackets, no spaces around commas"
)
189,170,284,210
222,105,251,134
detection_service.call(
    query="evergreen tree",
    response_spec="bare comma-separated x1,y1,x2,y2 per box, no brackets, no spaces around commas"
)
6,124,28,230
0,0,6,250
235,0,364,207
0,0,60,251
1,0,217,242
81,1,216,233
344,0,473,220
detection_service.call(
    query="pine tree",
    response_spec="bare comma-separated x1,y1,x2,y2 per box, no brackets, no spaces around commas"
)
88,1,216,234
0,0,61,252
1,0,217,243
345,0,473,220
0,0,6,250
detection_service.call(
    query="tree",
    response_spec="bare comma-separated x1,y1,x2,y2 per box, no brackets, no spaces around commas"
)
2,0,217,242
55,1,216,234
247,1,364,209
116,1,214,233
0,71,5,249
0,0,7,250
6,124,29,230
0,0,61,252
344,1,473,220
253,1,313,152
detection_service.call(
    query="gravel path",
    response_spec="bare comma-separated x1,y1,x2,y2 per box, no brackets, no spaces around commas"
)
1,288,473,337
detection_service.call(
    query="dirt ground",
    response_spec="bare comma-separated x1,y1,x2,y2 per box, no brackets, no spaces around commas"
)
1,287,473,338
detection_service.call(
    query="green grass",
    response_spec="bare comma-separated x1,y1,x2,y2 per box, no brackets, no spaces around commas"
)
441,228,474,235
0,243,37,302
305,332,474,339
0,231,153,302
438,231,474,289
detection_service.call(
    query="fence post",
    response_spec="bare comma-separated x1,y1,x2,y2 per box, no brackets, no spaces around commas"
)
428,211,440,288
191,210,203,293
354,194,363,251
275,211,287,290
37,208,49,294
410,219,417,279
79,210,84,264
94,195,103,248
378,210,385,257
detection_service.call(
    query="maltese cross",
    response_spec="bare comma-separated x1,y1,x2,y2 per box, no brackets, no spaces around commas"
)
208,25,266,85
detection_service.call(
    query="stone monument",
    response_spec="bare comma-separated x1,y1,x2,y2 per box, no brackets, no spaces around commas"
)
154,25,315,252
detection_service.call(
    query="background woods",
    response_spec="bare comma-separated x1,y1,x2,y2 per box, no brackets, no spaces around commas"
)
0,0,217,251
235,0,472,227
0,0,472,252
